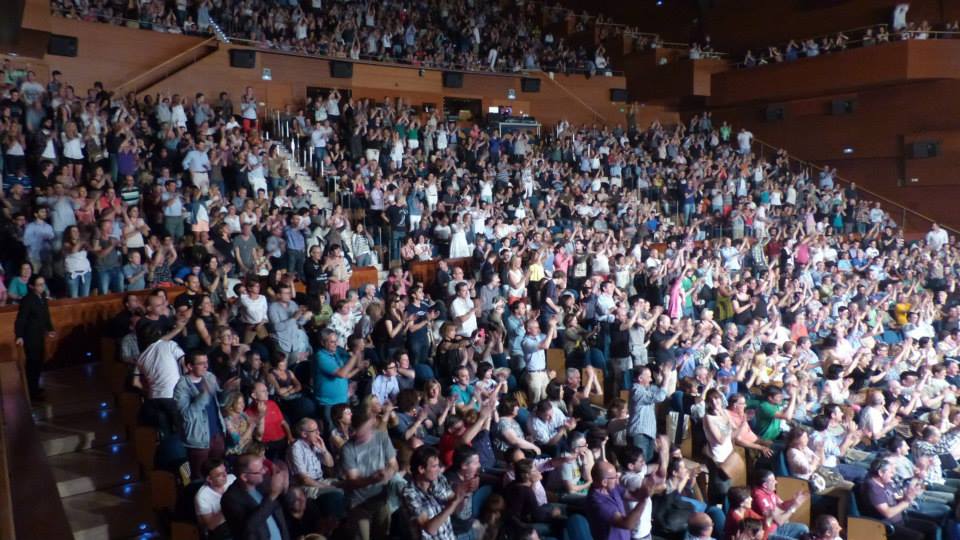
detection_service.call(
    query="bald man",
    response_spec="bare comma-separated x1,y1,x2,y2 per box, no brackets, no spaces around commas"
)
686,512,715,540
584,461,652,540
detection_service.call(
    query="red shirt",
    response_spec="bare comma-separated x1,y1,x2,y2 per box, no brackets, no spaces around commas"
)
246,400,286,443
725,508,766,540
751,486,785,536
438,431,464,467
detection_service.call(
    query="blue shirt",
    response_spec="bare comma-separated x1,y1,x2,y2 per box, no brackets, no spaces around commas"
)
247,487,283,540
314,347,349,405
284,226,305,252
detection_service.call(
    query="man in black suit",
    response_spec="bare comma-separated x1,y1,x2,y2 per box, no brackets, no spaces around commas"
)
15,274,55,400
221,453,291,540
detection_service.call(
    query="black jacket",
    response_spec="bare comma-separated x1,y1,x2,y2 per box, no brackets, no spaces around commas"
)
14,291,53,341
221,481,290,540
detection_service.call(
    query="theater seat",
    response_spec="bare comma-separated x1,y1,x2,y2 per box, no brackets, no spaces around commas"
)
134,426,159,473
847,517,887,540
170,521,200,540
775,476,811,527
150,470,179,512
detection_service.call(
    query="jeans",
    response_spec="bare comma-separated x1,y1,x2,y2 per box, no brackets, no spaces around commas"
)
390,230,405,262
770,522,809,540
67,271,92,298
632,433,655,463
683,496,725,537
408,336,429,366
287,249,305,279
97,267,125,294
164,215,185,240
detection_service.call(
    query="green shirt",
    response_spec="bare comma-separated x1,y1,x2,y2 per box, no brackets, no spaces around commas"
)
754,400,783,442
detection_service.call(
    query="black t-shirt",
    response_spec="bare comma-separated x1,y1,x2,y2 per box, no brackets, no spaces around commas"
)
136,315,174,350
386,204,407,231
649,329,676,363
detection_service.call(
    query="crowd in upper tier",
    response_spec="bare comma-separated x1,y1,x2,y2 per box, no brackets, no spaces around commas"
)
51,0,615,75
5,23,960,540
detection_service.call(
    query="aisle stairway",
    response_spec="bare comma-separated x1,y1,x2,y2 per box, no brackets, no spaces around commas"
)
35,361,158,540
276,140,390,283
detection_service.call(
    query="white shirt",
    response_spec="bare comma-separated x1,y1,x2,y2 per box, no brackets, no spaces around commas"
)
621,468,653,539
451,296,477,337
62,135,85,159
137,339,185,399
239,294,268,324
736,130,753,152
195,475,237,528
927,228,949,251
859,405,884,437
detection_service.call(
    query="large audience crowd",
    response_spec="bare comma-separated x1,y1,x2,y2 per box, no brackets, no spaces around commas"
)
51,0,615,76
6,33,960,540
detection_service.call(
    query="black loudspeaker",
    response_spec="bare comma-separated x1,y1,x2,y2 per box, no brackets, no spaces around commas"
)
229,49,256,69
442,72,463,88
609,88,629,102
47,34,78,57
330,61,353,78
520,77,540,93
764,104,785,121
830,98,857,115
908,141,940,159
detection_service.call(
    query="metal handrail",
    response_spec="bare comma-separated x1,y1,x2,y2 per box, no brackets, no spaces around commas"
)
659,41,729,59
752,137,958,235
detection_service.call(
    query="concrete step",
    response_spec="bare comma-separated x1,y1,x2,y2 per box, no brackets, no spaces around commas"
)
49,444,141,498
62,482,157,540
38,408,127,456
33,362,118,421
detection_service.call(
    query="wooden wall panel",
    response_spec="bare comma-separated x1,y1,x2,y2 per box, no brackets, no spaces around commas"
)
42,20,678,128
706,77,960,231
0,288,175,366
47,18,205,91
903,130,960,186
710,41,911,106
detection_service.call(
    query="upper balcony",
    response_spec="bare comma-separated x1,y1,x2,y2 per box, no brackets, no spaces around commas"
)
710,38,960,106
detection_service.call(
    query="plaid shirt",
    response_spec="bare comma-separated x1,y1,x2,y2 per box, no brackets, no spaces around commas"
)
401,475,457,540
912,430,960,486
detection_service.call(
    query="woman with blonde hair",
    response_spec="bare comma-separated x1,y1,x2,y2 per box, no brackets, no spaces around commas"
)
222,391,258,457
61,121,85,181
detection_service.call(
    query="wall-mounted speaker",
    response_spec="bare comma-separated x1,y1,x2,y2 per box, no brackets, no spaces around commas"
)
764,104,785,121
330,61,353,78
908,141,940,159
442,72,463,88
229,49,256,69
830,98,857,115
609,88,629,102
520,77,540,93
47,34,78,57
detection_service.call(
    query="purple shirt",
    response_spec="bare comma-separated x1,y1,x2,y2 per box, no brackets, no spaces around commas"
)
586,485,631,540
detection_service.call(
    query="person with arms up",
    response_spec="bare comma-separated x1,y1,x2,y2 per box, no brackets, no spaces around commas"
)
175,352,226,479
585,460,661,540
221,453,290,540
313,330,361,433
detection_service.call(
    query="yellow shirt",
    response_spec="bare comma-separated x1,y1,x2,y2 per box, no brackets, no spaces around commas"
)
528,263,545,283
